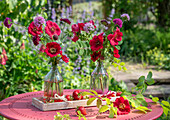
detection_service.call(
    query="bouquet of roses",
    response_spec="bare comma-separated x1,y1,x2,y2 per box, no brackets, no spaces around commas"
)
69,14,130,64
28,16,69,65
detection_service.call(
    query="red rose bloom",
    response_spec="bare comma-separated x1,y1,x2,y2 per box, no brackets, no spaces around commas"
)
114,27,123,41
60,18,71,25
62,55,69,63
89,34,103,51
107,27,123,46
113,46,120,58
28,22,43,36
113,97,130,115
72,33,79,42
78,23,85,31
45,21,61,39
44,42,61,57
90,51,101,62
72,24,80,33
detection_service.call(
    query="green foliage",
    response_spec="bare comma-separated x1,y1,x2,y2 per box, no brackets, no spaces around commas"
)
149,95,170,117
0,0,48,100
146,47,170,70
109,78,128,92
54,112,70,120
132,71,155,94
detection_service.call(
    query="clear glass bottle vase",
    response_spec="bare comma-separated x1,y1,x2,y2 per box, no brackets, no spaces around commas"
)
43,64,63,101
90,60,109,94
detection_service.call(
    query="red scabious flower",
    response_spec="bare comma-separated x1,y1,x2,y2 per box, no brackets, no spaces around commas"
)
60,18,71,25
113,46,120,58
72,24,80,33
45,21,61,39
107,27,123,46
32,35,40,46
89,34,103,51
78,23,85,31
90,51,101,62
44,42,61,57
113,97,130,115
62,55,69,63
28,22,43,36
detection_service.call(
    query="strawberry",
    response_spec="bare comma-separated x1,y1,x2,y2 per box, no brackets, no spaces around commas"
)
65,95,71,101
76,106,87,115
116,92,122,96
54,99,63,102
73,90,83,100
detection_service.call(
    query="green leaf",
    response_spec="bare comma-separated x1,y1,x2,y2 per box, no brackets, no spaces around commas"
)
147,71,152,79
109,107,114,118
112,106,118,117
146,78,155,85
81,92,94,96
99,105,109,113
90,90,98,96
136,106,152,113
115,46,120,50
138,76,145,82
161,104,170,117
97,99,102,108
135,94,148,106
104,98,110,105
118,40,123,45
152,97,159,103
120,62,125,66
87,97,96,105
161,100,170,107
141,83,147,94
79,49,84,55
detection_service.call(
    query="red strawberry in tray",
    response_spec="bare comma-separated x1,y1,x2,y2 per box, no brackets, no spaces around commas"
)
65,95,72,101
73,90,83,100
116,92,122,96
76,106,87,115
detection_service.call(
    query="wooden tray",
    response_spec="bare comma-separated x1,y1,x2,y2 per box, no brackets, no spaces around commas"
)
32,96,120,111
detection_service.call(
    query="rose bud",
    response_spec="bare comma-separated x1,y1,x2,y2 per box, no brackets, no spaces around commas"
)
53,34,58,40
60,18,71,25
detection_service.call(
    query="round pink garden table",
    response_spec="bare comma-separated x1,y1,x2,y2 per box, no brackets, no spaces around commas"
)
0,89,163,120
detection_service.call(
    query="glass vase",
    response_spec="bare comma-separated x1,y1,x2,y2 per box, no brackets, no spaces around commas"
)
43,64,63,101
90,60,109,94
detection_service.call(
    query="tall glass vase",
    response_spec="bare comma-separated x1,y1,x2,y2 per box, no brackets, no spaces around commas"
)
43,64,63,101
90,60,109,94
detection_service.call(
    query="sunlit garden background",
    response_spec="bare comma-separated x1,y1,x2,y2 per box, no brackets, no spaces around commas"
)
0,0,169,119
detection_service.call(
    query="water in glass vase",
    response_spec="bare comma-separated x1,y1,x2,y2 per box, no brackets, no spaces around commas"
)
43,65,63,101
90,60,109,94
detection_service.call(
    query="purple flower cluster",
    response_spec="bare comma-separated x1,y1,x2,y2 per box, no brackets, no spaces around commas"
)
83,23,95,33
121,13,130,21
34,16,45,27
113,18,123,28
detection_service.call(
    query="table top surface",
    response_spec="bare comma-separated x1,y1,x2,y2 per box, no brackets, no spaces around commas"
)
0,89,163,120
